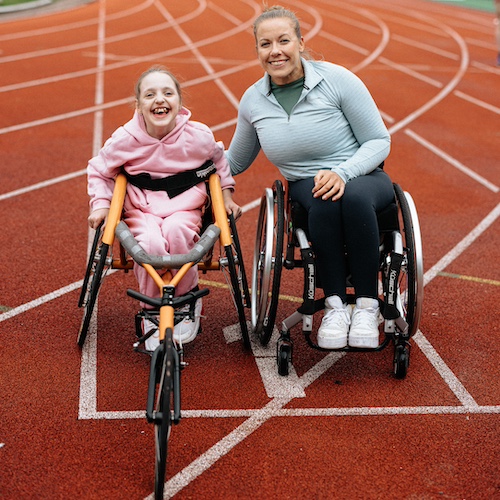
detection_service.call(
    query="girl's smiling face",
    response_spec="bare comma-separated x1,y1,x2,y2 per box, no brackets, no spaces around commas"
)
136,71,181,139
255,17,304,85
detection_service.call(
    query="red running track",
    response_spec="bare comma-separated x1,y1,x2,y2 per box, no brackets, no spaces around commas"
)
0,0,499,498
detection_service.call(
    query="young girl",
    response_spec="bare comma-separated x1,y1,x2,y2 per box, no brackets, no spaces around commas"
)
87,65,240,351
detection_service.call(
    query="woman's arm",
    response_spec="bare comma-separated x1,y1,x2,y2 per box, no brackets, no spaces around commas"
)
226,91,262,176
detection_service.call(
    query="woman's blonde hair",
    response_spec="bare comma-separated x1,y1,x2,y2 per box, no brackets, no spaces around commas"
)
253,5,302,40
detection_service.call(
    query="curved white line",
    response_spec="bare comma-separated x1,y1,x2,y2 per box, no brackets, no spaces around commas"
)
0,0,156,42
0,0,207,64
388,11,469,135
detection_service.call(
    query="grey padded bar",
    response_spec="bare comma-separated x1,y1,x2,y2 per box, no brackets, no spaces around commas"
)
115,221,221,269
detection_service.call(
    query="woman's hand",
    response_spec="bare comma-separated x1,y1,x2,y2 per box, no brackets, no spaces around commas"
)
88,208,109,230
312,170,345,201
222,189,242,220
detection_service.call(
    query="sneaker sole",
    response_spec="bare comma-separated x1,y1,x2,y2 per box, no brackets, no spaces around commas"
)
348,336,379,348
317,336,348,349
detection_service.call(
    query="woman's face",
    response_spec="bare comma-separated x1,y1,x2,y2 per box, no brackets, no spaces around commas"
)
255,17,304,85
136,72,181,139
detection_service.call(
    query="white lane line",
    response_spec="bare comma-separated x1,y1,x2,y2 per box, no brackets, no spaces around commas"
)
0,1,156,42
388,13,469,135
423,202,500,287
405,129,499,193
157,348,345,500
153,0,242,111
453,90,500,114
413,331,478,407
78,313,99,419
0,1,253,95
0,281,84,323
92,0,106,156
0,169,86,201
80,404,500,421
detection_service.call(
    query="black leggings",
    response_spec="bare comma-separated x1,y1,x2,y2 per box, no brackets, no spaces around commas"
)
288,168,394,302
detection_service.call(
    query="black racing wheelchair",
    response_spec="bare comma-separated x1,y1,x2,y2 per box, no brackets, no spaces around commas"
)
251,179,423,379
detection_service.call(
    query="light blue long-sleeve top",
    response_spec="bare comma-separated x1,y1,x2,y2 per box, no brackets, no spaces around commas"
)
226,59,391,183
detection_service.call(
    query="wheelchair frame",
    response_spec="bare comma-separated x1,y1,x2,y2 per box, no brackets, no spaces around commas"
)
251,179,423,379
77,172,250,499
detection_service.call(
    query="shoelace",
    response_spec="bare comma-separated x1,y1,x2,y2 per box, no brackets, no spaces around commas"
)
351,308,379,328
323,308,351,326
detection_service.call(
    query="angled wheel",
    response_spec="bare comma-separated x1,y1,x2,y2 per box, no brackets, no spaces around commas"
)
154,327,175,500
393,184,424,337
251,181,284,346
222,216,250,348
222,214,251,348
78,222,103,308
77,224,111,347
229,213,250,308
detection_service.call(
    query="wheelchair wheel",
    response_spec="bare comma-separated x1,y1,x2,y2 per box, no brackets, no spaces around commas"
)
78,222,103,308
251,180,284,346
393,342,410,379
222,214,251,349
277,336,292,376
154,327,175,500
77,234,111,347
393,184,424,337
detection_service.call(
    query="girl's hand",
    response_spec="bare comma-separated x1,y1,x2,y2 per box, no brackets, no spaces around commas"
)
222,189,242,220
312,170,345,201
88,208,109,230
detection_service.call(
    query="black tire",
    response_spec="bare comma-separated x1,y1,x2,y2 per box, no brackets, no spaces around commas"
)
393,184,423,337
251,181,284,346
229,214,250,308
393,343,410,379
224,236,251,350
78,222,103,308
277,342,291,377
154,327,174,500
77,242,110,347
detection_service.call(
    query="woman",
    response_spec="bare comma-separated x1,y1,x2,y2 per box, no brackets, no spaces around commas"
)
226,6,393,349
88,66,240,350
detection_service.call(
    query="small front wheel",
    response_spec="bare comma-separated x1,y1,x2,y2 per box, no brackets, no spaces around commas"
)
277,339,292,377
154,328,175,499
393,343,410,379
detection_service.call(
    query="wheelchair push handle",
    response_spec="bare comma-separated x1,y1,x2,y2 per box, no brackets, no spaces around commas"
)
115,221,221,269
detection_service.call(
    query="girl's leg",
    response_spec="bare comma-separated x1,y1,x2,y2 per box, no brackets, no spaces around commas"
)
160,210,202,296
126,210,165,301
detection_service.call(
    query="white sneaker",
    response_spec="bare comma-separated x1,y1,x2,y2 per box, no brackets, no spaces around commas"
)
173,298,202,344
317,295,350,349
348,298,381,348
143,318,160,352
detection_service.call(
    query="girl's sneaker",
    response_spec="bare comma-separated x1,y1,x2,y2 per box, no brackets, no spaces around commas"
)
173,299,202,344
143,318,160,352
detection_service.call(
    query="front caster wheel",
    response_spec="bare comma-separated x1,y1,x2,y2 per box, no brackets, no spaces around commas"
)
277,338,292,376
393,342,410,379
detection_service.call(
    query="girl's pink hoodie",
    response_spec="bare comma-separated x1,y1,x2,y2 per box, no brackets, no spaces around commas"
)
87,107,235,218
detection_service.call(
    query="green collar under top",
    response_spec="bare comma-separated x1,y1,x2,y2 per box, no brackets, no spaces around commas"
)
270,76,305,116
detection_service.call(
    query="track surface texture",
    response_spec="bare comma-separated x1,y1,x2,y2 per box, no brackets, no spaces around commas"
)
0,0,499,498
